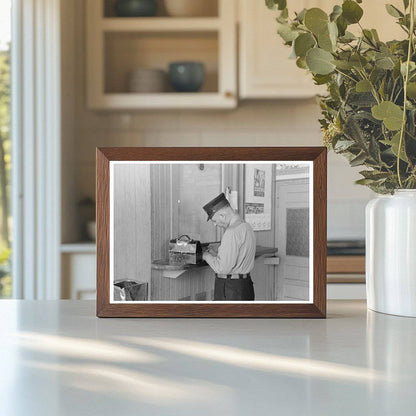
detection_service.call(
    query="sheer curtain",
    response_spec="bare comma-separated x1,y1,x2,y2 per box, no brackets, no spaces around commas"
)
12,0,61,299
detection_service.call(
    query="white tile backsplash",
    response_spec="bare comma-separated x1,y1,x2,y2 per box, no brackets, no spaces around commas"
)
72,98,372,241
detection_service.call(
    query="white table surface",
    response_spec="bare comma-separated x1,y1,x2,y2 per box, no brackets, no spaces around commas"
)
0,300,415,416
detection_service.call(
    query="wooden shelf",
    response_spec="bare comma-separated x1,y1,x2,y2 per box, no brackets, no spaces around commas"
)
61,242,96,254
100,17,221,32
89,92,235,110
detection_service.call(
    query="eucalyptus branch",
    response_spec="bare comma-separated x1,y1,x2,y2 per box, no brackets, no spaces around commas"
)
267,0,416,193
397,0,415,187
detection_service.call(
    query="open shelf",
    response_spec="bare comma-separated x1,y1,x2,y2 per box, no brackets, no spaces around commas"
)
101,17,221,32
86,0,236,109
104,31,218,94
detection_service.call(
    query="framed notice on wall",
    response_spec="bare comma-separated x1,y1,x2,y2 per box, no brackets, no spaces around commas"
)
244,164,272,231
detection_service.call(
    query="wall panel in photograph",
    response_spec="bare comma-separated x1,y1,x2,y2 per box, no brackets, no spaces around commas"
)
113,164,151,287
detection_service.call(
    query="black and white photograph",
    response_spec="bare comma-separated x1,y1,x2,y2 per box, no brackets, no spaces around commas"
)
109,161,313,303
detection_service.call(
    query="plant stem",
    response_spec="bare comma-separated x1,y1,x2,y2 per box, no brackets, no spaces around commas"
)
358,69,380,104
334,68,357,83
397,0,415,188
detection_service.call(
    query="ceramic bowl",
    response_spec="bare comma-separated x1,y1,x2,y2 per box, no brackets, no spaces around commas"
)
114,0,158,17
127,68,167,93
168,62,205,93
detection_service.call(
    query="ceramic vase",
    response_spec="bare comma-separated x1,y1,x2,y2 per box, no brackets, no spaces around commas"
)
366,190,416,317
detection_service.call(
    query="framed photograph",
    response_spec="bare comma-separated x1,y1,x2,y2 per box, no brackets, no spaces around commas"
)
96,147,327,318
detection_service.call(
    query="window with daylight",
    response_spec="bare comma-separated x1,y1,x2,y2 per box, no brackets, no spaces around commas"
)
0,0,12,298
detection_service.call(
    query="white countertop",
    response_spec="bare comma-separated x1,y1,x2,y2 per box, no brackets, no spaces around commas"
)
0,300,415,415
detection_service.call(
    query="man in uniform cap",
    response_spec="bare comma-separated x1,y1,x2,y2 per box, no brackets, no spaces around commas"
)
202,193,256,301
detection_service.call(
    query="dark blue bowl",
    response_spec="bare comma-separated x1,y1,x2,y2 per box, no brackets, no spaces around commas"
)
114,0,158,17
169,62,205,93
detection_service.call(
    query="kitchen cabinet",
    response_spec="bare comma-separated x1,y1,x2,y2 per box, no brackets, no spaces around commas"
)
239,0,326,99
61,244,96,300
86,0,237,109
238,0,405,99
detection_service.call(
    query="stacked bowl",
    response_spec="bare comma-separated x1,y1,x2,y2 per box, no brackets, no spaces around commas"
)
127,68,167,93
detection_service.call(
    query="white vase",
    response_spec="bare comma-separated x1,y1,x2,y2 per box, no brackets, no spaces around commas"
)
366,190,416,317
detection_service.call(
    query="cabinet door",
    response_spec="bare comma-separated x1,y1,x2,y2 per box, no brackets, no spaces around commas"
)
239,0,324,99
239,0,405,99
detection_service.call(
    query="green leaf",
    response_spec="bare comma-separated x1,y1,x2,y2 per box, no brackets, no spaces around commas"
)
333,59,353,70
304,8,329,35
266,0,287,11
359,170,391,180
318,31,334,52
355,178,377,185
379,78,386,100
295,8,307,22
342,0,363,24
349,92,377,107
313,74,332,85
407,82,416,99
277,23,299,42
350,152,368,167
371,29,380,42
393,61,402,79
372,101,404,130
296,57,307,69
306,48,335,75
328,21,338,45
362,29,375,44
276,8,289,23
336,15,348,36
350,53,368,69
356,79,372,92
334,139,356,151
375,56,395,70
369,136,381,162
401,61,416,76
381,132,409,162
330,5,343,22
385,4,404,18
339,31,356,42
294,33,315,57
370,67,386,85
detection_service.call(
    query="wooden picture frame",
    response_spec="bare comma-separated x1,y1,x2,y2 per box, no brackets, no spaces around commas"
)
96,147,327,318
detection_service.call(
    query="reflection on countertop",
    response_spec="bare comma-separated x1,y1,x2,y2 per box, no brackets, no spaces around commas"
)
2,300,416,415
